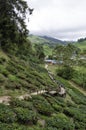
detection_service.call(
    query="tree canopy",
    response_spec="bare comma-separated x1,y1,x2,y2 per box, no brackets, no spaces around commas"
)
0,0,29,51
53,44,80,66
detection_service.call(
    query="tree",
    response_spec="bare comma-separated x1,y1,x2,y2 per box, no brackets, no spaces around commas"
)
53,44,80,66
57,65,75,80
54,44,80,79
53,44,64,62
63,44,79,66
0,0,30,51
34,44,45,60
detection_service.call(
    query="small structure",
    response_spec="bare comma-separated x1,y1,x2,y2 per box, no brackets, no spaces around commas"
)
44,59,57,65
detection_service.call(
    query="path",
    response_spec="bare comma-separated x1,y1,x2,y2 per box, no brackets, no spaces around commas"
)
45,64,86,96
0,90,48,104
18,90,47,100
0,96,11,105
69,81,86,96
0,64,66,105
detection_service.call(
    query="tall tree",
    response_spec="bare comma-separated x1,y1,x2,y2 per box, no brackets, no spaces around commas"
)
53,44,80,66
0,0,29,51
34,44,45,60
53,44,64,62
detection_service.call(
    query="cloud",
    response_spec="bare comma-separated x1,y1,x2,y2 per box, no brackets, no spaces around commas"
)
26,0,86,40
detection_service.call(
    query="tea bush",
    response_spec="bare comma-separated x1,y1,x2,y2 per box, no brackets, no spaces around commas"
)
15,107,37,124
0,104,16,123
46,113,75,130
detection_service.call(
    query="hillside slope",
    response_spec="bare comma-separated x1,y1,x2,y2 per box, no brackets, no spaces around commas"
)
74,40,86,51
0,50,86,130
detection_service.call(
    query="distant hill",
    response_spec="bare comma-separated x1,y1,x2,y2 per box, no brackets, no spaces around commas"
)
40,35,66,44
28,35,66,46
28,35,86,54
74,40,86,51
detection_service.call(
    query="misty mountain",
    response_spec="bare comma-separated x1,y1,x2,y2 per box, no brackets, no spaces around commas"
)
40,35,67,44
29,35,66,47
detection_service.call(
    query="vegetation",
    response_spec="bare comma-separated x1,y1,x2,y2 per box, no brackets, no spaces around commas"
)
74,39,86,52
57,65,75,80
0,0,86,129
0,0,30,52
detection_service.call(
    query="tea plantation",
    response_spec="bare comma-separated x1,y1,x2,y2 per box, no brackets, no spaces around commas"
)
0,51,86,130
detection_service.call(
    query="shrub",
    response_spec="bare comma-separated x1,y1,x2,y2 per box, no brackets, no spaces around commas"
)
0,74,6,83
5,80,21,89
0,65,9,77
57,66,75,80
72,71,86,89
32,96,54,116
46,113,75,129
10,99,33,110
8,74,18,82
0,123,29,130
0,57,6,64
6,65,18,74
15,107,37,124
64,107,86,123
0,104,16,123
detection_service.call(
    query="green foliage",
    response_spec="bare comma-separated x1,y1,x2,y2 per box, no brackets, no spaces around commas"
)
15,107,37,124
64,106,86,129
0,43,86,130
75,39,86,51
0,123,33,130
0,104,16,123
0,0,29,51
78,37,86,42
10,99,33,110
34,44,45,60
56,75,86,105
72,70,86,89
8,74,18,82
32,96,54,116
0,57,6,64
0,74,6,83
0,65,9,77
53,44,80,66
64,107,86,122
46,113,75,129
57,66,75,80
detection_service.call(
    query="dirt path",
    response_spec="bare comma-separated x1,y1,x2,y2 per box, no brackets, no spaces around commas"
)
0,96,11,105
18,90,47,100
0,90,48,105
69,81,86,96
0,64,66,105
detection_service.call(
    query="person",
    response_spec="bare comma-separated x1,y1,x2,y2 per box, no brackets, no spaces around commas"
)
58,85,66,97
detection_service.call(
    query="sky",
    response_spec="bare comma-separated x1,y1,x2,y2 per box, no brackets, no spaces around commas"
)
26,0,86,41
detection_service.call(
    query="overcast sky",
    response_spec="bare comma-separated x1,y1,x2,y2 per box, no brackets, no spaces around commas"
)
26,0,86,41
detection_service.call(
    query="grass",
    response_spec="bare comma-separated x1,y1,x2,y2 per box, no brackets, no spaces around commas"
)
74,66,86,73
47,64,59,74
74,41,86,51
43,45,52,56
